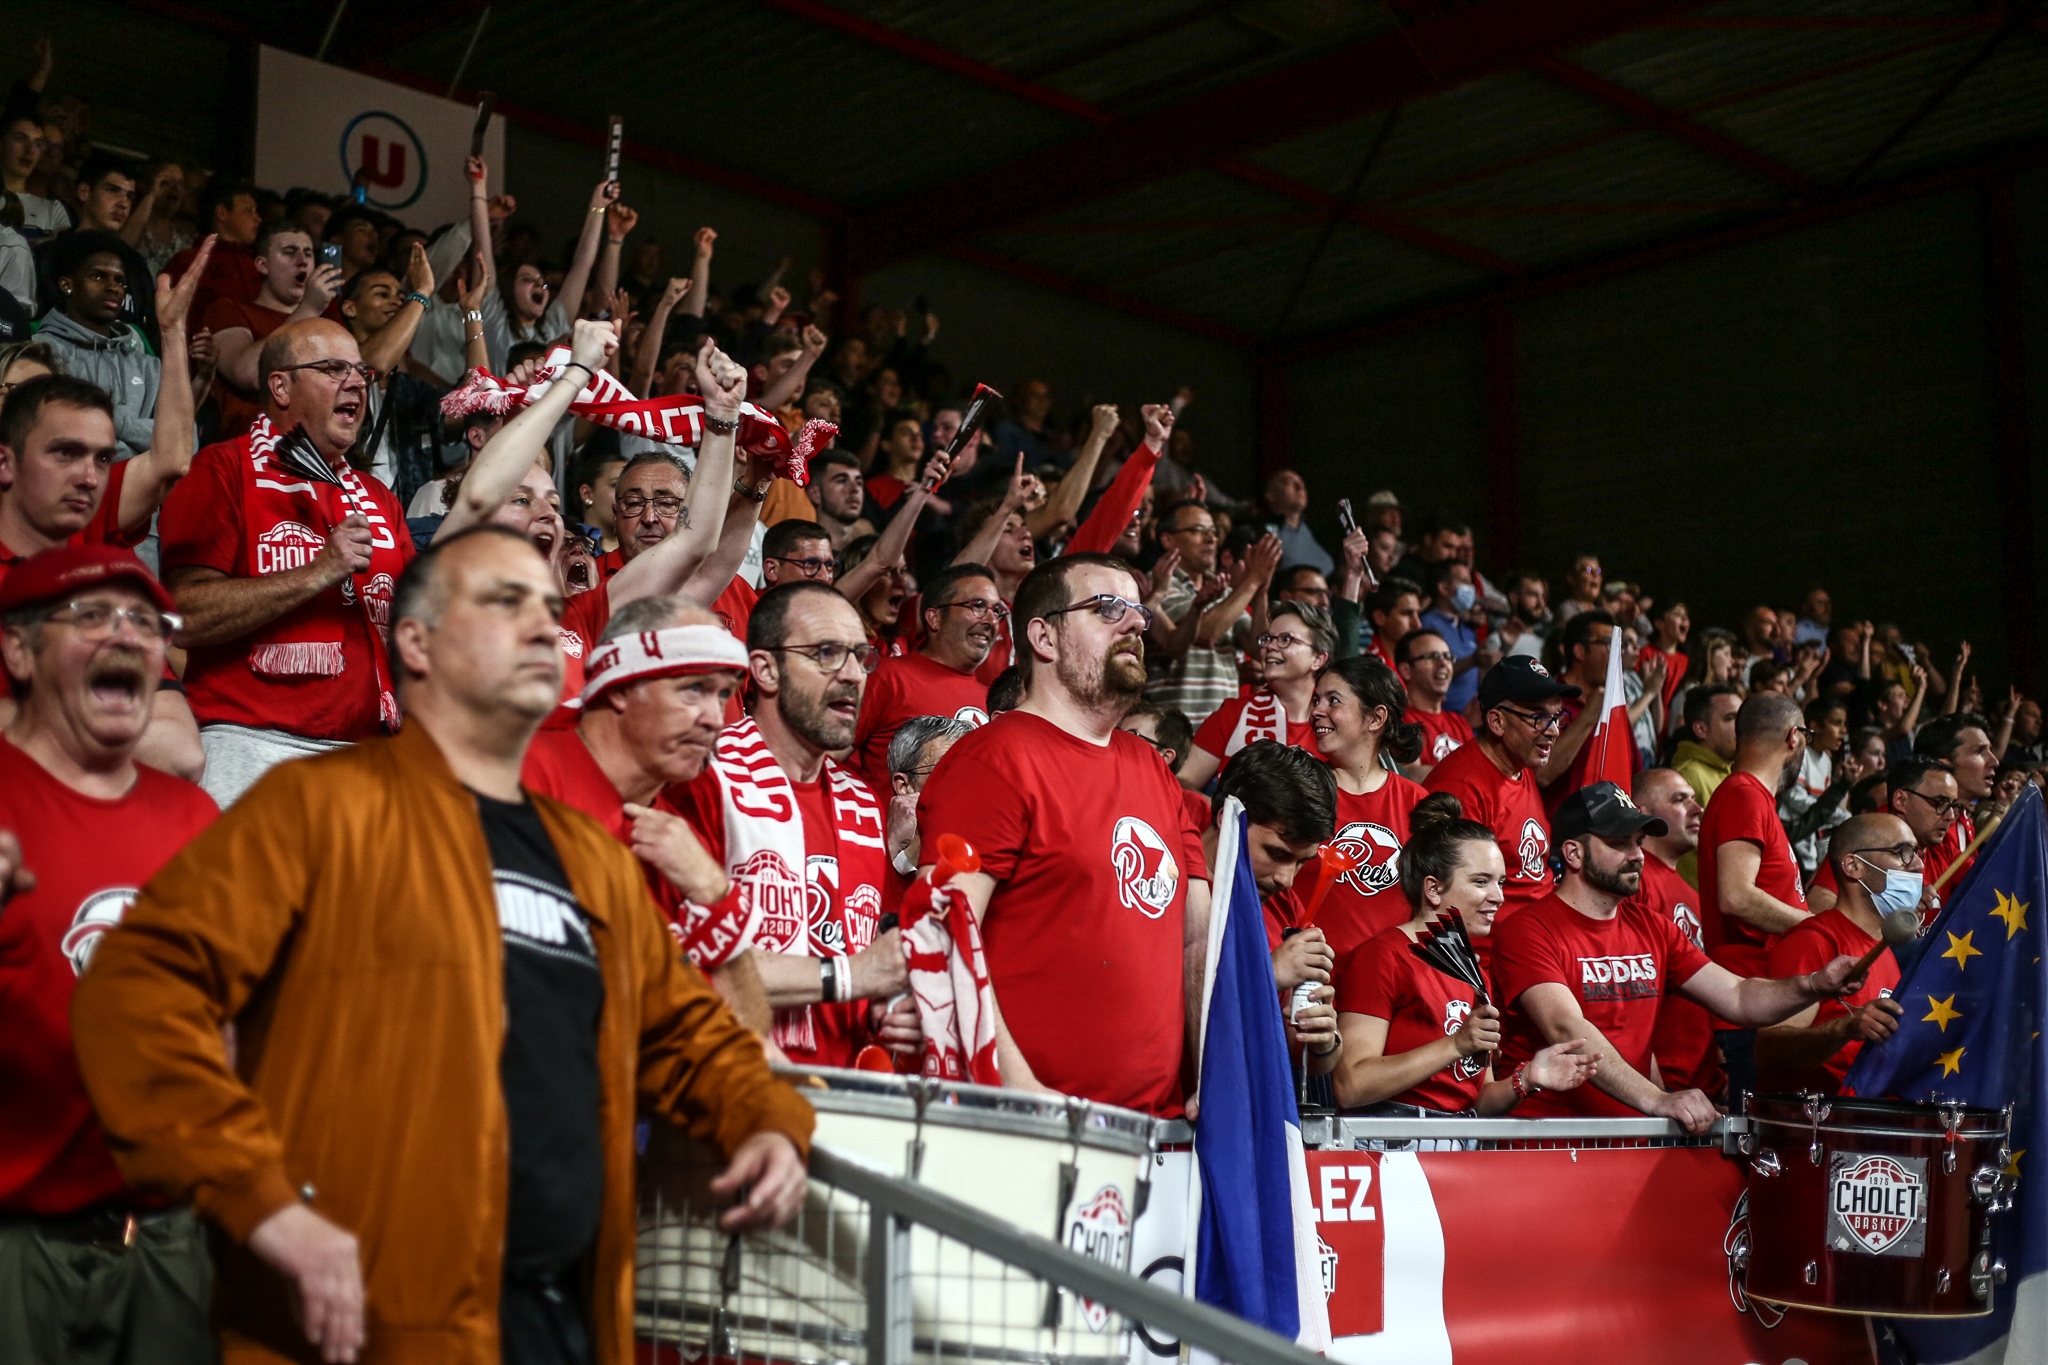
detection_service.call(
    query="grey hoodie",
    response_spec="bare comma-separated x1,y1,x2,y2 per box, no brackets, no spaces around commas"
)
34,309,160,459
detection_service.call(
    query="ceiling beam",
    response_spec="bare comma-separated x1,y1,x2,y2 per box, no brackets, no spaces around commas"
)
940,245,1255,346
841,0,1710,272
1267,137,2048,363
1528,55,1817,193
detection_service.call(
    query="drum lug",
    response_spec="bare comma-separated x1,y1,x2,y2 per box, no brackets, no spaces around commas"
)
1803,1260,1819,1285
1970,1163,2016,1213
1750,1148,1782,1179
1970,1251,2008,1303
1940,1101,1965,1175
1935,1267,1951,1294
1802,1094,1830,1166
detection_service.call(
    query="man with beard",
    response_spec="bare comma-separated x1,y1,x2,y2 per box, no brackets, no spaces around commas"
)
1635,768,1722,1100
1424,657,1579,948
915,554,1214,1114
851,562,998,792
1493,782,1867,1131
667,582,913,1069
1497,571,1551,660
158,318,412,805
0,547,218,1364
72,527,811,1365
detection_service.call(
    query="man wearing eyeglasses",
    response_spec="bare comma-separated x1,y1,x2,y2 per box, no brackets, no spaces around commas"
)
0,545,218,1364
1879,755,1959,922
1397,627,1472,776
851,562,1000,793
159,316,412,805
1425,656,1581,948
758,518,837,590
914,554,1215,1115
666,580,914,1069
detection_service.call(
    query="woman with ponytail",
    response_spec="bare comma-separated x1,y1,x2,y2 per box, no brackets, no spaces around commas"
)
1176,602,1332,791
1306,655,1431,960
1331,796,1598,1115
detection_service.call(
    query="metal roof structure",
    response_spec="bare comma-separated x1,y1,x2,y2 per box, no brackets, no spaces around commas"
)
195,0,2048,355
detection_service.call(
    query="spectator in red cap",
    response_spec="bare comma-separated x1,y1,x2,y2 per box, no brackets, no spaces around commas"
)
1493,781,1864,1132
850,561,999,793
917,553,1211,1114
156,317,414,805
1424,656,1580,949
0,544,217,1362
1396,627,1472,778
1758,811,1908,1096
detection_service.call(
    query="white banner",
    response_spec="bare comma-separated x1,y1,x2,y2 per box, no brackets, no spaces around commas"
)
254,46,506,230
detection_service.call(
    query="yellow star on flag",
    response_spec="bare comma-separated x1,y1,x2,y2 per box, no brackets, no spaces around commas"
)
1922,995,1962,1033
1942,931,1983,970
1990,890,2029,940
1936,1046,1965,1077
2003,1149,2026,1179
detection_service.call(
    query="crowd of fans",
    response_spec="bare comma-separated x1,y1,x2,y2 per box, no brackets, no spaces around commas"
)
1,35,2043,1365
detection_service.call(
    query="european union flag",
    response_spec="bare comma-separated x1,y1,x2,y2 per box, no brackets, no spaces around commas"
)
1848,782,2045,1364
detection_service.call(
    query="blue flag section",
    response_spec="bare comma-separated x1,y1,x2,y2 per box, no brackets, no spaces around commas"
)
1187,797,1328,1350
1847,783,2046,1365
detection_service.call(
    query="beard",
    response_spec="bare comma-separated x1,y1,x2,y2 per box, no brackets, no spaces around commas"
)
1515,602,1550,626
780,676,860,752
1582,855,1643,898
1056,637,1146,711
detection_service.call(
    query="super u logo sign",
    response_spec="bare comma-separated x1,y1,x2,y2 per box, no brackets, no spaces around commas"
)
340,112,428,211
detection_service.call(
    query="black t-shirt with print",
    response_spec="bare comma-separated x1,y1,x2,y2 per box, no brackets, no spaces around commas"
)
476,791,606,1277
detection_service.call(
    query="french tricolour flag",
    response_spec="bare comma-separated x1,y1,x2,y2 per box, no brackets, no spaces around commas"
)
1185,795,1332,1354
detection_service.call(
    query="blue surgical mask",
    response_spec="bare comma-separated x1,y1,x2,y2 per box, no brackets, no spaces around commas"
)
1855,857,1923,915
1451,583,1477,612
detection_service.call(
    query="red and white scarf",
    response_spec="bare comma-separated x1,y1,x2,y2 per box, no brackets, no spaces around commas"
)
897,872,1000,1085
677,718,889,1053
1219,687,1287,757
240,415,405,730
442,347,836,485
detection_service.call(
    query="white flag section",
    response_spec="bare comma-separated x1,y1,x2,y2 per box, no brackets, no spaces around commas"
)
255,46,507,229
1184,795,1332,1355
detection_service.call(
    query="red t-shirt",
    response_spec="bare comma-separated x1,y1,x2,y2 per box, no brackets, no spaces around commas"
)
713,576,758,643
0,738,217,1214
1423,741,1551,938
1315,774,1430,961
1191,692,1322,764
158,436,414,740
1540,693,1641,819
1921,811,1974,922
1697,771,1807,976
0,462,143,593
1492,890,1711,1117
865,473,908,511
202,297,291,437
916,711,1210,1115
169,238,259,323
1336,926,1491,1114
1763,910,1900,1096
1642,855,1724,1098
1405,706,1472,766
550,580,613,724
851,650,991,793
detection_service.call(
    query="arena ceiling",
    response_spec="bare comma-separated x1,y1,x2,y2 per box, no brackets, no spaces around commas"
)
187,0,2048,354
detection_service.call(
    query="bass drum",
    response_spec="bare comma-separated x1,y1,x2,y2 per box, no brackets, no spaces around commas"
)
637,1066,1157,1363
1742,1093,2013,1317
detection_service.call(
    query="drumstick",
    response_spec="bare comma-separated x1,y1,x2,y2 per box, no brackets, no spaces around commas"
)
1298,844,1363,929
1843,908,1919,983
1930,810,2004,895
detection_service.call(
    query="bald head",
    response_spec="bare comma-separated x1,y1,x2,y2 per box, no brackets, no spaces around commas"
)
258,318,368,463
258,317,357,388
1827,812,1917,901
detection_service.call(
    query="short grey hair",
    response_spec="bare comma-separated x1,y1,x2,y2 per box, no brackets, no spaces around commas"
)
597,593,690,644
887,714,974,779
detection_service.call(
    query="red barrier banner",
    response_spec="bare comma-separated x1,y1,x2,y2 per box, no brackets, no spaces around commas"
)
1307,1147,1874,1365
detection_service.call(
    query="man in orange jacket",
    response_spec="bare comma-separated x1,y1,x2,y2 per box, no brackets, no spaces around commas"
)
72,525,813,1365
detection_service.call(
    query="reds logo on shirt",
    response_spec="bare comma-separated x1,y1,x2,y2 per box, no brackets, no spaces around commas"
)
1430,732,1460,762
60,888,139,975
735,849,805,952
1110,816,1178,919
843,882,882,953
1442,999,1484,1079
1672,900,1702,948
1518,817,1548,881
557,628,587,659
1332,820,1402,896
954,705,990,726
805,854,845,954
254,521,324,576
363,571,395,628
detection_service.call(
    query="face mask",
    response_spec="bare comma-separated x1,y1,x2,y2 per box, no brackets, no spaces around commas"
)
1451,583,1477,612
1855,857,1923,915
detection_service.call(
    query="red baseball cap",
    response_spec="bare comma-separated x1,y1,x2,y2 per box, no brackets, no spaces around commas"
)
0,544,177,616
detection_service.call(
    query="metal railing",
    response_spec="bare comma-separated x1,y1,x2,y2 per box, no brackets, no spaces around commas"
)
1309,1114,1731,1152
636,1132,1324,1365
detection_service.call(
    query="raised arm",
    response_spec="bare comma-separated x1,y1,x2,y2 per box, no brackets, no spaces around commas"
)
459,249,493,375
952,458,1035,568
838,452,945,604
608,341,745,611
557,179,619,327
1195,535,1279,648
1679,955,1864,1032
117,238,211,532
630,278,689,397
356,242,433,377
596,201,635,309
1944,641,1971,716
1034,403,1124,542
441,319,617,537
682,227,715,320
1535,691,1605,785
759,323,827,412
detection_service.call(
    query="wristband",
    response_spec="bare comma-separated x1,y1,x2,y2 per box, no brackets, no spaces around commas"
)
734,478,770,503
702,412,739,436
403,291,430,309
589,203,607,214
1510,1062,1539,1102
820,956,844,1003
559,361,595,385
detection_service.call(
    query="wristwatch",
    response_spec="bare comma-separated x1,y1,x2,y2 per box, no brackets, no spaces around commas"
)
734,478,770,503
462,308,484,325
702,411,740,436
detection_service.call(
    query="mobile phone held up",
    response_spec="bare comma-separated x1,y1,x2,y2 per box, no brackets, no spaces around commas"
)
606,115,624,184
319,242,342,270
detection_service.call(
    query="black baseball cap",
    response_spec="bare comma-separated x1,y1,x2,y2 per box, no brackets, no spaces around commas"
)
1554,781,1668,843
1476,655,1582,711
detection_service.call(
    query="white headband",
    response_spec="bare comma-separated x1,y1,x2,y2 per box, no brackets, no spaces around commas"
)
578,625,751,706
